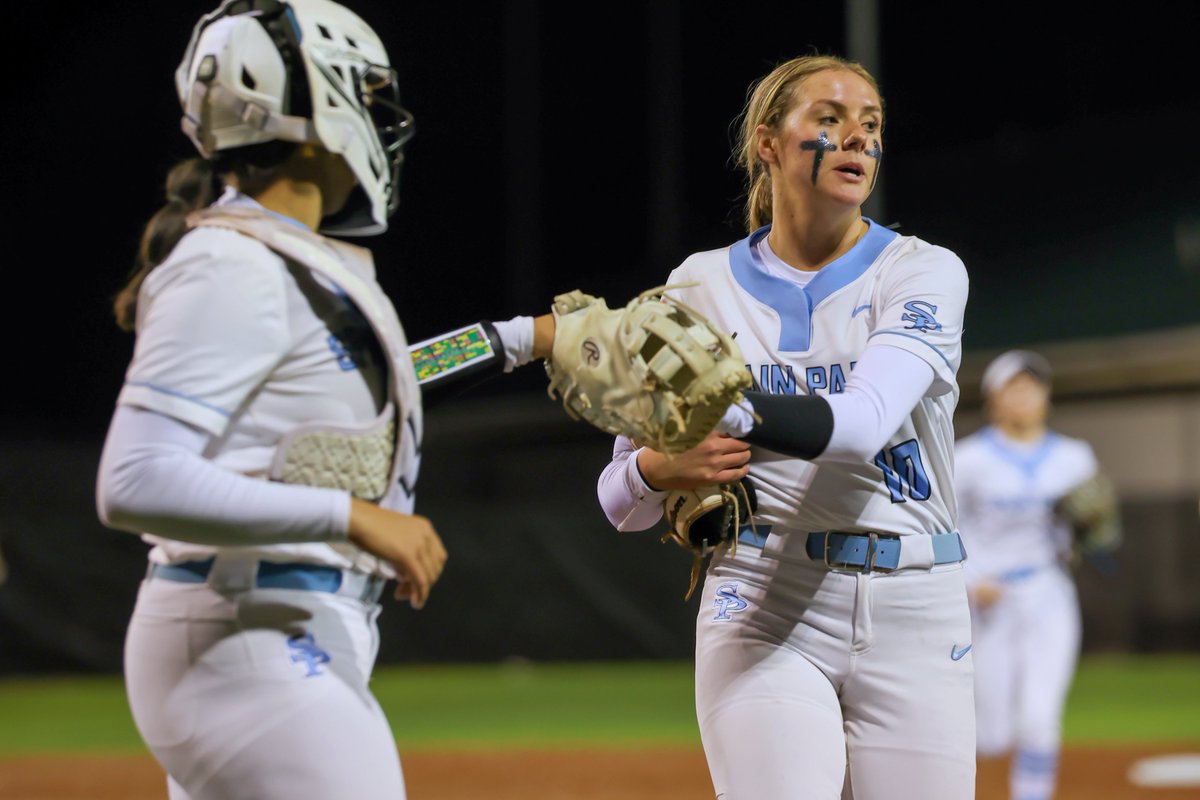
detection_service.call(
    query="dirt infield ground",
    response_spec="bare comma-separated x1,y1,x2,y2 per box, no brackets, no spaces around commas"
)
1,745,1198,799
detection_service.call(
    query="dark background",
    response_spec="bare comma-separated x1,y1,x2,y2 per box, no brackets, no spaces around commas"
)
1,1,1198,672
6,0,1199,436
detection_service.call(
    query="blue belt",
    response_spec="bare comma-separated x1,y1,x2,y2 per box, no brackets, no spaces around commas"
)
148,558,387,602
805,531,965,572
737,527,965,572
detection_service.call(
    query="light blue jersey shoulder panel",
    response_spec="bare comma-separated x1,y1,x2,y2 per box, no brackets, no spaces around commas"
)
728,219,898,352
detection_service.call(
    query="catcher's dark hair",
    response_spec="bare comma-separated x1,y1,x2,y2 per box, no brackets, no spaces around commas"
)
114,141,299,332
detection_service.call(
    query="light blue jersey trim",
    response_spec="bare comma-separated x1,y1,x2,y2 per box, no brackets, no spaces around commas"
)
123,381,232,417
219,189,309,231
729,219,897,352
260,207,309,231
981,426,1059,479
218,190,349,301
868,330,955,371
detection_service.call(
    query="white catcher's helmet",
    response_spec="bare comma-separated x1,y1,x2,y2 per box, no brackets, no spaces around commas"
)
176,0,414,235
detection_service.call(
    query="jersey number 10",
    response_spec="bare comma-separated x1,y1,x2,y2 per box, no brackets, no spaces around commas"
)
874,439,931,503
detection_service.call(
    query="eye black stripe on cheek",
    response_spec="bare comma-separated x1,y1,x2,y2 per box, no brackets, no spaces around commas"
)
866,139,882,191
800,131,838,185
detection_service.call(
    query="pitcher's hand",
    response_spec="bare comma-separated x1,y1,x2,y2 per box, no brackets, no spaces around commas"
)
636,431,751,491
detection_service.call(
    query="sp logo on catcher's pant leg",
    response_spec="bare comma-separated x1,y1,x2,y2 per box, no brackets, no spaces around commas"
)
713,582,749,621
287,632,331,677
581,339,601,366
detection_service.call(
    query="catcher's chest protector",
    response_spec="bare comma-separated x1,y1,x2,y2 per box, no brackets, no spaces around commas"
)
186,207,423,514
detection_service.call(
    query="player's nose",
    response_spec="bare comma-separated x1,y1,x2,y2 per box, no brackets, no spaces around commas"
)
842,126,868,151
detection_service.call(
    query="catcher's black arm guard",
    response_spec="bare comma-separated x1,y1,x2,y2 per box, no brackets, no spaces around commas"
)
411,321,507,408
740,391,835,460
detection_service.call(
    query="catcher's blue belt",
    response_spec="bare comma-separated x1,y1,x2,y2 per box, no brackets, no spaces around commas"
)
737,528,965,573
147,558,387,602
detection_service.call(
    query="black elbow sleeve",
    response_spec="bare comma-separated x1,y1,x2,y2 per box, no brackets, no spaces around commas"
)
740,390,834,460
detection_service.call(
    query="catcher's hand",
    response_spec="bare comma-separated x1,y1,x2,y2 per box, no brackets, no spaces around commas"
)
545,285,752,455
661,478,757,601
1055,471,1122,561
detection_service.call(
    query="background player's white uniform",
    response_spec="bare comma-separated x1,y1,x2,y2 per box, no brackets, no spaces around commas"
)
956,424,1098,800
99,192,415,800
600,221,975,799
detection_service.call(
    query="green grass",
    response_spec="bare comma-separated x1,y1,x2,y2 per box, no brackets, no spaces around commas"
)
1063,653,1200,743
374,661,701,751
0,675,144,753
0,655,1196,756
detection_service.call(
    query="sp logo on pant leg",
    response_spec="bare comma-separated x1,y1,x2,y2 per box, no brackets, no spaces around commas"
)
713,582,749,621
287,632,331,677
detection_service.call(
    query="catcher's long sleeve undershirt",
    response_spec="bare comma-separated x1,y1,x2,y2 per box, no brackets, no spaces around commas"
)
492,315,535,371
97,405,351,546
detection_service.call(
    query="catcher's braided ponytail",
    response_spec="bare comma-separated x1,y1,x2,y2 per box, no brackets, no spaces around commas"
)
734,53,883,233
114,157,221,332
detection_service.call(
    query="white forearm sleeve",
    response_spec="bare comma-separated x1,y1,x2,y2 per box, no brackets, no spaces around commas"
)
491,315,536,372
96,405,351,545
596,435,669,532
820,344,937,462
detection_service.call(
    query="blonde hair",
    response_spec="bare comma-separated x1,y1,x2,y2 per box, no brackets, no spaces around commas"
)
734,54,882,232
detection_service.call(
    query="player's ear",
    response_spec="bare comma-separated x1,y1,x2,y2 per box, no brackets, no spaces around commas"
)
755,124,779,167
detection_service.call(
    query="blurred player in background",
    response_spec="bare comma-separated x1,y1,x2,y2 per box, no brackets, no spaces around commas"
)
95,1,557,798
598,54,976,798
955,349,1121,800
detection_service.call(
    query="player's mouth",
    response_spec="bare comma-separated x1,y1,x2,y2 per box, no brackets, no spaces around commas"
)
835,162,866,179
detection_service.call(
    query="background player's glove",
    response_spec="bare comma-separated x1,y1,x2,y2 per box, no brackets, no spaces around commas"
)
545,285,752,455
1055,471,1122,562
661,479,757,601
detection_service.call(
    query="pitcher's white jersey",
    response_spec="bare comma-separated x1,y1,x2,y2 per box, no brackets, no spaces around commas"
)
666,220,967,537
955,426,1099,580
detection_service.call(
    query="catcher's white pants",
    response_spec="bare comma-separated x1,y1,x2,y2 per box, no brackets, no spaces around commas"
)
971,565,1081,800
124,572,405,800
694,539,976,800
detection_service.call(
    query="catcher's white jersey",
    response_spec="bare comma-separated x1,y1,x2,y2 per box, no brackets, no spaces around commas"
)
117,190,411,572
666,220,967,538
955,426,1099,582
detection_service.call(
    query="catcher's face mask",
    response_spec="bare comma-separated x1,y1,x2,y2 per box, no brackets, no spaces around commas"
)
176,0,415,236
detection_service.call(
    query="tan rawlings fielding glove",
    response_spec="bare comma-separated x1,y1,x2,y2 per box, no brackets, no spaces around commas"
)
545,285,752,456
661,479,757,601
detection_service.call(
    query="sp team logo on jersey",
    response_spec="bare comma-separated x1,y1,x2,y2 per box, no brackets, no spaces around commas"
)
901,301,942,333
713,582,749,621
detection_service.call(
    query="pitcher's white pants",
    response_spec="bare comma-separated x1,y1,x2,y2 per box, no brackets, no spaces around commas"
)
695,545,976,800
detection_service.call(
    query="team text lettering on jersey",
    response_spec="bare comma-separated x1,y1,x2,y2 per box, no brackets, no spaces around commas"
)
749,360,935,503
750,362,858,395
